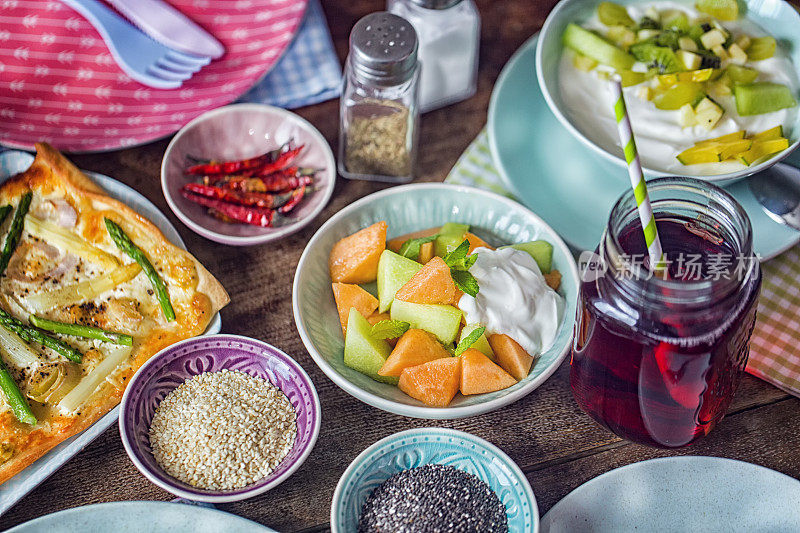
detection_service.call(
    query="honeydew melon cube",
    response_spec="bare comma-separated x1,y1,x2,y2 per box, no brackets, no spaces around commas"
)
503,240,554,273
434,222,470,257
390,300,463,345
343,308,398,385
459,324,495,360
377,250,422,313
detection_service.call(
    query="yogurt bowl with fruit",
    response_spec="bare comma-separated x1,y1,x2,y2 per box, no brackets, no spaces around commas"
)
292,183,578,419
537,0,800,183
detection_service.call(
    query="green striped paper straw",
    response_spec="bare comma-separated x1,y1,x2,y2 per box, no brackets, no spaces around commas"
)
611,78,665,272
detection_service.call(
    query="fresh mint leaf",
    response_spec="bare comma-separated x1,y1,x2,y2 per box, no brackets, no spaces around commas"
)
463,253,478,270
450,268,479,297
454,326,486,356
443,239,470,268
370,319,410,340
398,235,438,261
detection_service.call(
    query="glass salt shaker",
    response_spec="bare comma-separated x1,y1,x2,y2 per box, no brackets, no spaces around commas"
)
339,12,420,183
387,0,480,113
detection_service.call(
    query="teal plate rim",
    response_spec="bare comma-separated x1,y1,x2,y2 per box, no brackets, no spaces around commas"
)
330,427,539,533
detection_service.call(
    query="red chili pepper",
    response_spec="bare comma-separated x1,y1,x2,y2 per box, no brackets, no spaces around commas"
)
210,174,314,194
248,145,304,177
278,184,307,214
182,183,292,209
185,143,290,176
181,190,275,227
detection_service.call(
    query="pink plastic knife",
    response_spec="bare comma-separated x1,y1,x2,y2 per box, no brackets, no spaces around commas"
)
105,0,225,59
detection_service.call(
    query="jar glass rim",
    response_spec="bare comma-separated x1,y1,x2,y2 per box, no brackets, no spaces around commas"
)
602,176,757,307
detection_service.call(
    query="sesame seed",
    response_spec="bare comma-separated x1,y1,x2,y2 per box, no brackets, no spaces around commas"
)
148,369,297,491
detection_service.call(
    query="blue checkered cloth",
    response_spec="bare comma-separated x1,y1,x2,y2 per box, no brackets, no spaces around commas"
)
238,0,342,109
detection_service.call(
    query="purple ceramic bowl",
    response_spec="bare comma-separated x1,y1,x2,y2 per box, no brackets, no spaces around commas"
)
119,334,321,503
161,103,335,246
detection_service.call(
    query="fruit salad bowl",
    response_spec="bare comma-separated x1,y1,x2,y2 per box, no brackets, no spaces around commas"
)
536,0,800,185
292,183,579,419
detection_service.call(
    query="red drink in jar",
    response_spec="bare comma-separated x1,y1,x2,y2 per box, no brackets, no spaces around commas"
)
571,178,761,448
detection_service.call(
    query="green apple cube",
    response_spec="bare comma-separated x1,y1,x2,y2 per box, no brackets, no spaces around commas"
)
434,222,469,257
377,250,422,313
390,299,463,345
505,240,553,273
459,323,494,360
343,308,398,385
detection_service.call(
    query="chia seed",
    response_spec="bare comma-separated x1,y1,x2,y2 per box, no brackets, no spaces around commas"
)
358,464,508,533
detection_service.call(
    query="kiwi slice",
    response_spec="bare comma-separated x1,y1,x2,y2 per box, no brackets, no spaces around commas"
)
734,82,797,116
725,65,758,85
696,0,739,21
748,36,776,61
598,2,635,27
630,43,681,74
563,23,635,71
698,51,721,69
637,16,661,30
653,82,706,110
663,13,689,33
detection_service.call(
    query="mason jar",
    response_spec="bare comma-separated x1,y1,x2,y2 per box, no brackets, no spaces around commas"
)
571,177,762,448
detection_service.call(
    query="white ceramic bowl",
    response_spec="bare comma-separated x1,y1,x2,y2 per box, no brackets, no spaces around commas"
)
161,103,335,246
536,0,800,185
292,183,579,420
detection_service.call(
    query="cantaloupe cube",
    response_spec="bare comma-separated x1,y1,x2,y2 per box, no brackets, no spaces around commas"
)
378,329,450,377
387,227,440,253
460,348,517,395
332,283,379,335
488,333,534,381
367,312,398,347
329,221,387,284
465,232,493,253
418,242,434,264
544,269,562,291
398,356,461,407
394,256,462,306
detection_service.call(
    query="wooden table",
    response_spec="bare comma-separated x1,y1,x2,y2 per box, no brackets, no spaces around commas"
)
2,0,800,530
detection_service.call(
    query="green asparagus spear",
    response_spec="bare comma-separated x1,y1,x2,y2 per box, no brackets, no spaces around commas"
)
0,205,12,226
0,361,36,425
29,315,133,346
0,309,82,363
104,218,175,322
0,192,32,276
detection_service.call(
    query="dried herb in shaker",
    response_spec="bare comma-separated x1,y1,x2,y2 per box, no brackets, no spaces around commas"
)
345,100,411,177
339,12,420,183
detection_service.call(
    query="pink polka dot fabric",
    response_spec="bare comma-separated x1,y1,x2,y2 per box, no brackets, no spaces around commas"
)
0,0,308,152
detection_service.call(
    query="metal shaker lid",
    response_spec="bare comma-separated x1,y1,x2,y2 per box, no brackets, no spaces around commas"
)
349,12,418,85
408,0,463,9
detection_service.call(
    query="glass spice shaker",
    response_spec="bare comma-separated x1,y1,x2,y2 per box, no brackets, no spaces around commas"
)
387,0,480,113
339,12,420,183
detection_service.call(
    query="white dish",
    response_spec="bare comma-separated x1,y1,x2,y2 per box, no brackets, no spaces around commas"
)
541,456,800,532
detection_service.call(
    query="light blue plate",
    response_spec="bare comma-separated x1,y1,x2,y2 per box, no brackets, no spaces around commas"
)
0,150,221,514
541,456,800,532
293,183,579,419
6,501,274,532
331,428,538,533
488,34,800,259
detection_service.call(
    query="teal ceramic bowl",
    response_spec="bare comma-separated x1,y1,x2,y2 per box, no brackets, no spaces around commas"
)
330,428,539,532
292,183,578,419
536,0,800,184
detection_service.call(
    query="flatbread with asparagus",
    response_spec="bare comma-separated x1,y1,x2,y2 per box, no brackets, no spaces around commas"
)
0,144,229,484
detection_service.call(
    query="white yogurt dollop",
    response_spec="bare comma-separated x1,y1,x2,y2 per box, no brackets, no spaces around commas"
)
457,247,564,356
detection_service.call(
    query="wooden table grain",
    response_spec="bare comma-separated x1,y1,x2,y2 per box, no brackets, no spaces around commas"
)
2,0,800,531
